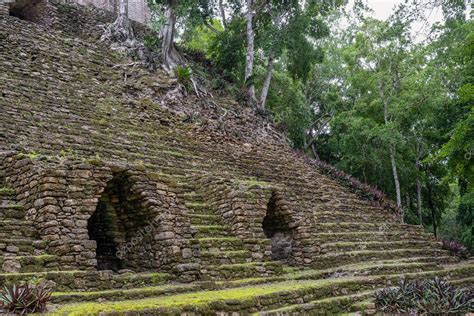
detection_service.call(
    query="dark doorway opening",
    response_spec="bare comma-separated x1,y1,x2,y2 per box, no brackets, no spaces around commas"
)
8,0,43,22
88,173,155,272
262,194,293,262
88,201,122,271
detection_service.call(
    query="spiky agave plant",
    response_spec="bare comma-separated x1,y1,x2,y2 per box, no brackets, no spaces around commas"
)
375,278,474,314
0,283,52,314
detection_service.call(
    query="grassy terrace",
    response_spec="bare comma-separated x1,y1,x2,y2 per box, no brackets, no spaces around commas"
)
50,262,474,314
52,278,359,315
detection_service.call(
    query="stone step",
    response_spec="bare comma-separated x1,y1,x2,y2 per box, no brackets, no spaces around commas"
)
191,225,230,238
313,210,392,222
0,187,15,198
314,222,423,233
51,282,204,304
320,240,442,253
256,290,376,315
190,214,222,226
200,250,253,265
0,204,26,220
197,237,245,252
290,261,443,281
0,220,38,238
0,270,172,292
200,261,284,281
312,249,456,269
50,265,474,314
182,192,205,202
185,202,214,213
0,254,58,273
0,238,47,256
451,276,474,287
310,231,435,243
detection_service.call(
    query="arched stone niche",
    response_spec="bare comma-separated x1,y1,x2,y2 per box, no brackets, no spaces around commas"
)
84,169,195,273
87,172,159,271
193,174,315,265
8,0,51,24
262,191,296,263
23,160,195,276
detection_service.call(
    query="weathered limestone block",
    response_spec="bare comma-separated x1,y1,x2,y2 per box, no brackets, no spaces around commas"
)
0,4,10,15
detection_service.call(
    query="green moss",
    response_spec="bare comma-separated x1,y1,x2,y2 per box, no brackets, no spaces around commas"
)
185,202,208,208
7,204,23,210
17,151,40,160
85,155,102,166
160,150,186,158
53,283,194,298
0,187,15,194
238,179,270,187
53,279,354,315
198,237,239,242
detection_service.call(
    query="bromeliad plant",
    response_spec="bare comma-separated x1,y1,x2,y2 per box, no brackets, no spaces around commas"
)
442,239,471,259
375,277,474,314
0,283,52,314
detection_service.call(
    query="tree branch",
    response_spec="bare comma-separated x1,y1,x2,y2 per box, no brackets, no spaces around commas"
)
204,20,219,34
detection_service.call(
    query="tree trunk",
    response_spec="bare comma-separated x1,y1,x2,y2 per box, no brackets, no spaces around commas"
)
119,0,127,17
390,145,403,211
259,55,274,112
311,143,319,160
245,0,257,105
380,84,403,219
110,0,117,15
101,0,134,42
416,141,423,226
161,4,183,72
427,181,437,239
219,0,227,30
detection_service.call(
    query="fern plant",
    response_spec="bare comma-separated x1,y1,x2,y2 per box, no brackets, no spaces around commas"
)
175,65,192,85
143,34,160,51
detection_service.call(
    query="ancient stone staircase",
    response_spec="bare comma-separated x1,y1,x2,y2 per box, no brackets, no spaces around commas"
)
182,182,283,280
0,3,472,314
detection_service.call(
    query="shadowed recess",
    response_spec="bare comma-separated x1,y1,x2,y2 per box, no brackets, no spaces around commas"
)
262,193,294,262
88,173,155,272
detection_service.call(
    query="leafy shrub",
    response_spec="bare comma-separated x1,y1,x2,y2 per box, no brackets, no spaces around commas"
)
175,65,192,86
442,239,470,259
143,34,160,51
0,284,52,314
375,278,473,314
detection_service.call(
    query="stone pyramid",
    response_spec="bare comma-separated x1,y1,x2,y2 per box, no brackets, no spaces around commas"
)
0,1,472,314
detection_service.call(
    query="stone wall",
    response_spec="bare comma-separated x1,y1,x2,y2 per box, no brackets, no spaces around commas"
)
193,175,321,266
72,0,150,23
1,0,150,24
1,153,198,280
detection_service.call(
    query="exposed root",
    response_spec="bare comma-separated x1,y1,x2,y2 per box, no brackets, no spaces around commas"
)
101,15,134,43
190,74,213,99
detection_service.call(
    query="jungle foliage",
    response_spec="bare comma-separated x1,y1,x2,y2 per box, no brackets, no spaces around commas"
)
144,0,473,249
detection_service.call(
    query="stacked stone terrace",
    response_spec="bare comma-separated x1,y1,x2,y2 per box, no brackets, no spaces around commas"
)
0,2,473,314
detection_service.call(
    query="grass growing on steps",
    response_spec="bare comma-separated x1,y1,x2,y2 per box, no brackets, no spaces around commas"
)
51,262,474,314
0,187,15,195
52,283,200,303
254,290,377,315
52,278,360,315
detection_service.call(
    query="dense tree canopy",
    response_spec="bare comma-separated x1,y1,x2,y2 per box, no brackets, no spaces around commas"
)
141,0,473,249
